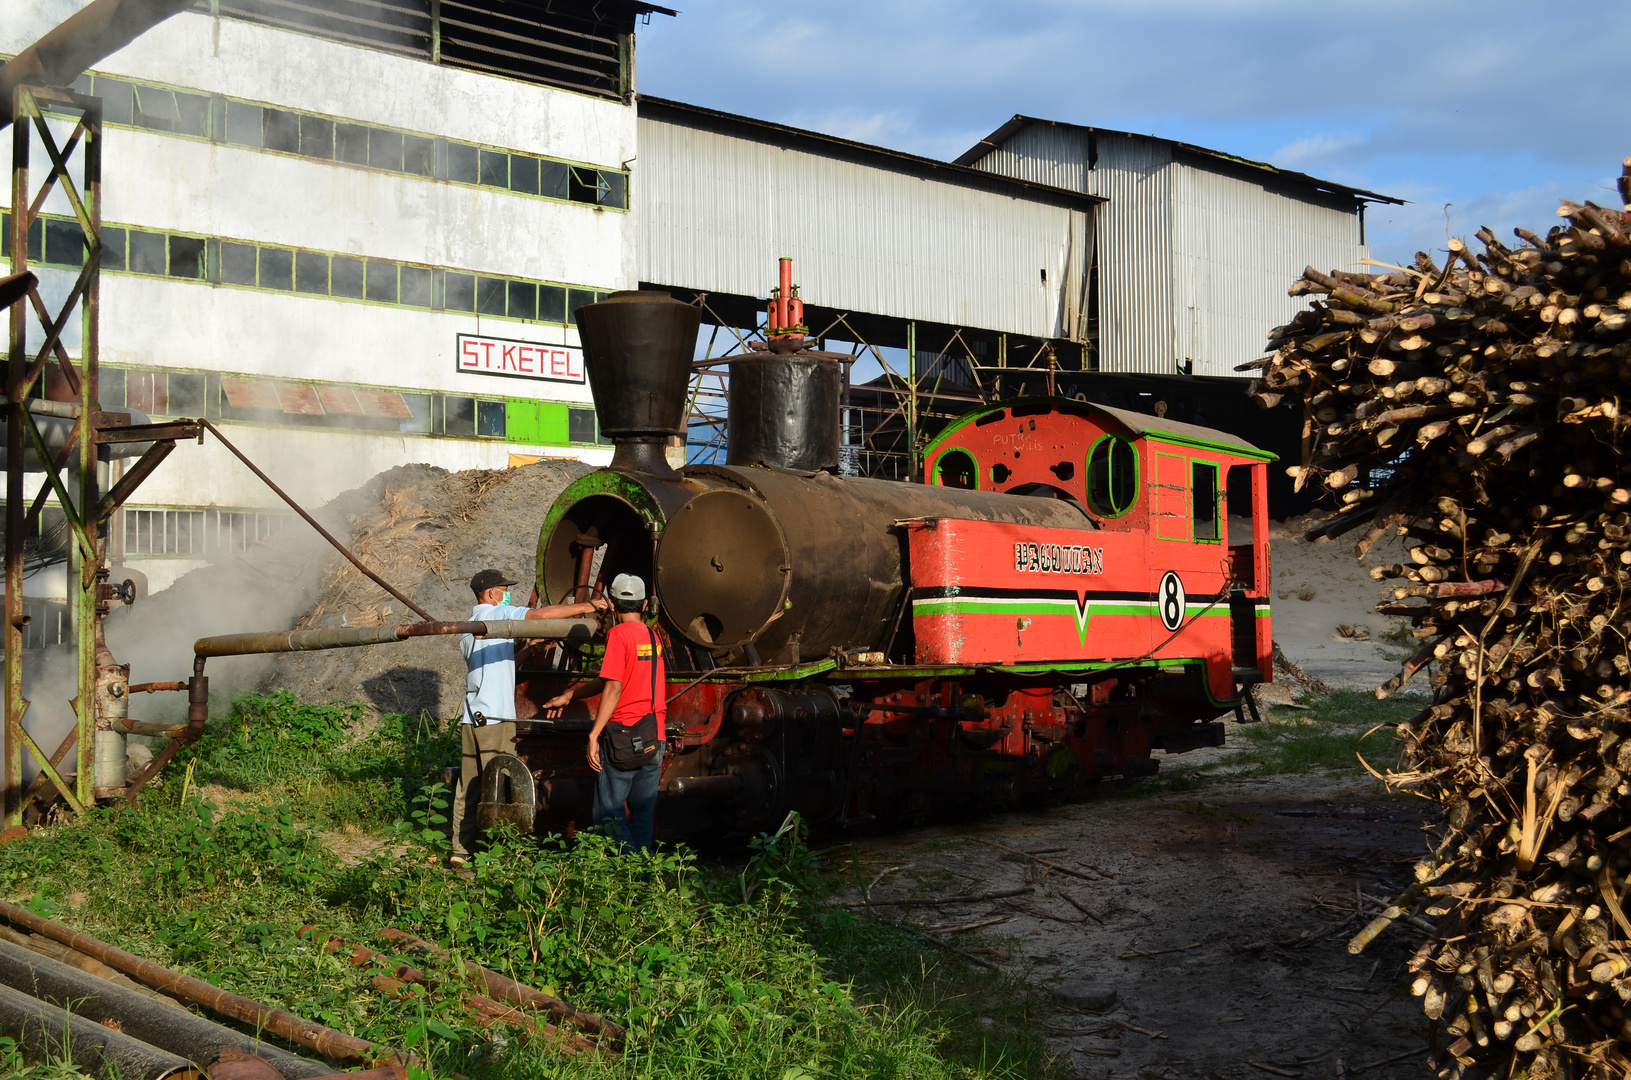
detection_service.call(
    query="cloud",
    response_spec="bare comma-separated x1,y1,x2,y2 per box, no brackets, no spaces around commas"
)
1271,132,1369,171
636,0,1631,330
637,0,1630,218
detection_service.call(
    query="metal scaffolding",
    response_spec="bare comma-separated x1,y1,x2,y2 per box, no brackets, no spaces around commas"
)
4,84,201,823
680,294,1071,480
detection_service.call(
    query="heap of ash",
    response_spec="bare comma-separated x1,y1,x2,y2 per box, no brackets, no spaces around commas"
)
122,461,591,720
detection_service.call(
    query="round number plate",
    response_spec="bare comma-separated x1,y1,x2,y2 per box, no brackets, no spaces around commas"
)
1158,571,1186,631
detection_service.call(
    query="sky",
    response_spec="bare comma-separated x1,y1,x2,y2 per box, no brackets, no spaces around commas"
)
634,0,1631,266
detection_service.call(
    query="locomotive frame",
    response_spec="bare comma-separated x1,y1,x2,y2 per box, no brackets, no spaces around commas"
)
478,287,1277,840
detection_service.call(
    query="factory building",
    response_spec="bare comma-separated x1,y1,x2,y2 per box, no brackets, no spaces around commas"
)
636,106,1399,495
5,2,1399,602
955,116,1400,381
4,0,666,593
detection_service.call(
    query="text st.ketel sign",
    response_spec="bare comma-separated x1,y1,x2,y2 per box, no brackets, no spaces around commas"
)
456,333,584,384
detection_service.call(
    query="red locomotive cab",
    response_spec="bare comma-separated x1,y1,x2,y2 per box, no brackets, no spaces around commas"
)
918,398,1274,699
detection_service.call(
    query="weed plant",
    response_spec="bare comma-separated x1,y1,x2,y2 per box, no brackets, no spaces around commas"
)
0,694,1046,1079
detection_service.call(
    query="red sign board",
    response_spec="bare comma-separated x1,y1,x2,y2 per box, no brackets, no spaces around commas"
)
456,333,584,384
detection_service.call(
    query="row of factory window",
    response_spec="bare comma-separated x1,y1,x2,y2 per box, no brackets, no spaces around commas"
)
99,366,609,447
66,71,629,210
123,507,291,559
2,211,609,325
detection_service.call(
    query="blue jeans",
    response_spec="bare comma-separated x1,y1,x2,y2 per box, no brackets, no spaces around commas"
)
593,746,664,854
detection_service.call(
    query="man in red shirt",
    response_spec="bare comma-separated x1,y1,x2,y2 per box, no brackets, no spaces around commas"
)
542,573,666,853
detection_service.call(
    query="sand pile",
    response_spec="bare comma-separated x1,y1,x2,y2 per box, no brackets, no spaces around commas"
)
259,460,592,717
111,460,591,723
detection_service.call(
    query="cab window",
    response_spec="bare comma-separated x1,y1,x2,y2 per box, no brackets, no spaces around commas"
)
1191,461,1219,542
1086,435,1137,516
936,449,977,489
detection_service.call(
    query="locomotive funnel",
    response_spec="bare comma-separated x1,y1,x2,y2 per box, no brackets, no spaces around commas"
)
574,290,700,476
726,351,843,472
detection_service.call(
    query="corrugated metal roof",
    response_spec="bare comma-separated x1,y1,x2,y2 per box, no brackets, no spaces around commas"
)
638,108,1094,339
956,115,1403,207
1093,401,1269,457
638,97,1103,209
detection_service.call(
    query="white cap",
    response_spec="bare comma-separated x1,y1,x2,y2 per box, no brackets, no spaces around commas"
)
609,573,646,602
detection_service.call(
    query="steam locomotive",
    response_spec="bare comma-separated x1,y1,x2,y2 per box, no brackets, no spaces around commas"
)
481,276,1275,839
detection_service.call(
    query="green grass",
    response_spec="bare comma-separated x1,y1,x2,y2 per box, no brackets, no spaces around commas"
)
0,693,1053,1080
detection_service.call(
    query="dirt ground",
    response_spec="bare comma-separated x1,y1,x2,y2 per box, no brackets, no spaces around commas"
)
1267,517,1410,694
839,764,1434,1079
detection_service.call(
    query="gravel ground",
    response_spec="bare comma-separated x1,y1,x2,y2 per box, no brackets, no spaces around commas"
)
837,767,1433,1079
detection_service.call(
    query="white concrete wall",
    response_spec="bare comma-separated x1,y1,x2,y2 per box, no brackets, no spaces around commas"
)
5,4,637,170
100,274,598,399
125,421,580,509
6,2,639,593
100,130,630,286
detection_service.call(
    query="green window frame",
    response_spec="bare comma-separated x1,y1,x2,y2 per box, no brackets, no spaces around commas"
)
6,209,610,328
72,70,633,211
932,448,979,490
1191,460,1221,543
1085,434,1139,517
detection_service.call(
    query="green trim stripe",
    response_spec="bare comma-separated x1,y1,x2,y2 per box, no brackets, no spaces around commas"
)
912,594,1227,643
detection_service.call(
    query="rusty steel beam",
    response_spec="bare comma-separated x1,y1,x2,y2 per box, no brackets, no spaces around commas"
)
95,437,174,521
376,926,625,1042
198,420,433,621
0,0,197,130
94,419,200,445
0,899,396,1066
6,92,28,825
0,272,34,312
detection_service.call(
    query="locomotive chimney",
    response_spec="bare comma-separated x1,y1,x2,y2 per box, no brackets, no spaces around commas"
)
574,290,700,478
726,259,844,473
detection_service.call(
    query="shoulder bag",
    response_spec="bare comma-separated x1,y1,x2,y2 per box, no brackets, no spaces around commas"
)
601,626,661,771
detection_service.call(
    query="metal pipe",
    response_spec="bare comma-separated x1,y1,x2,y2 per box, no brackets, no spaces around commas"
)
0,394,80,419
194,618,595,659
116,719,188,738
0,978,201,1079
852,701,989,722
0,0,198,130
198,420,433,622
128,681,186,694
375,927,624,1041
0,899,393,1065
0,938,334,1078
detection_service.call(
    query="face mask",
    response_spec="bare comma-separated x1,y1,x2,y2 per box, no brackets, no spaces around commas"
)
501,590,512,606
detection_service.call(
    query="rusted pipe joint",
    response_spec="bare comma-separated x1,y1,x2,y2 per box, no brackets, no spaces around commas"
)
186,656,208,737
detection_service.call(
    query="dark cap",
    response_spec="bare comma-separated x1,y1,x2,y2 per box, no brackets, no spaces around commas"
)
470,569,518,596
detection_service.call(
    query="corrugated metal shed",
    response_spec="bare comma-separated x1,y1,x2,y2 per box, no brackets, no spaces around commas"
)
1170,161,1369,379
958,117,1402,378
637,98,1100,340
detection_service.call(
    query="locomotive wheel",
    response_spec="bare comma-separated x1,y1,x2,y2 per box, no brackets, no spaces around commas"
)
476,753,537,837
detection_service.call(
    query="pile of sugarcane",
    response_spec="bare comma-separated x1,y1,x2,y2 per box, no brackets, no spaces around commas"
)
1244,159,1631,1080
